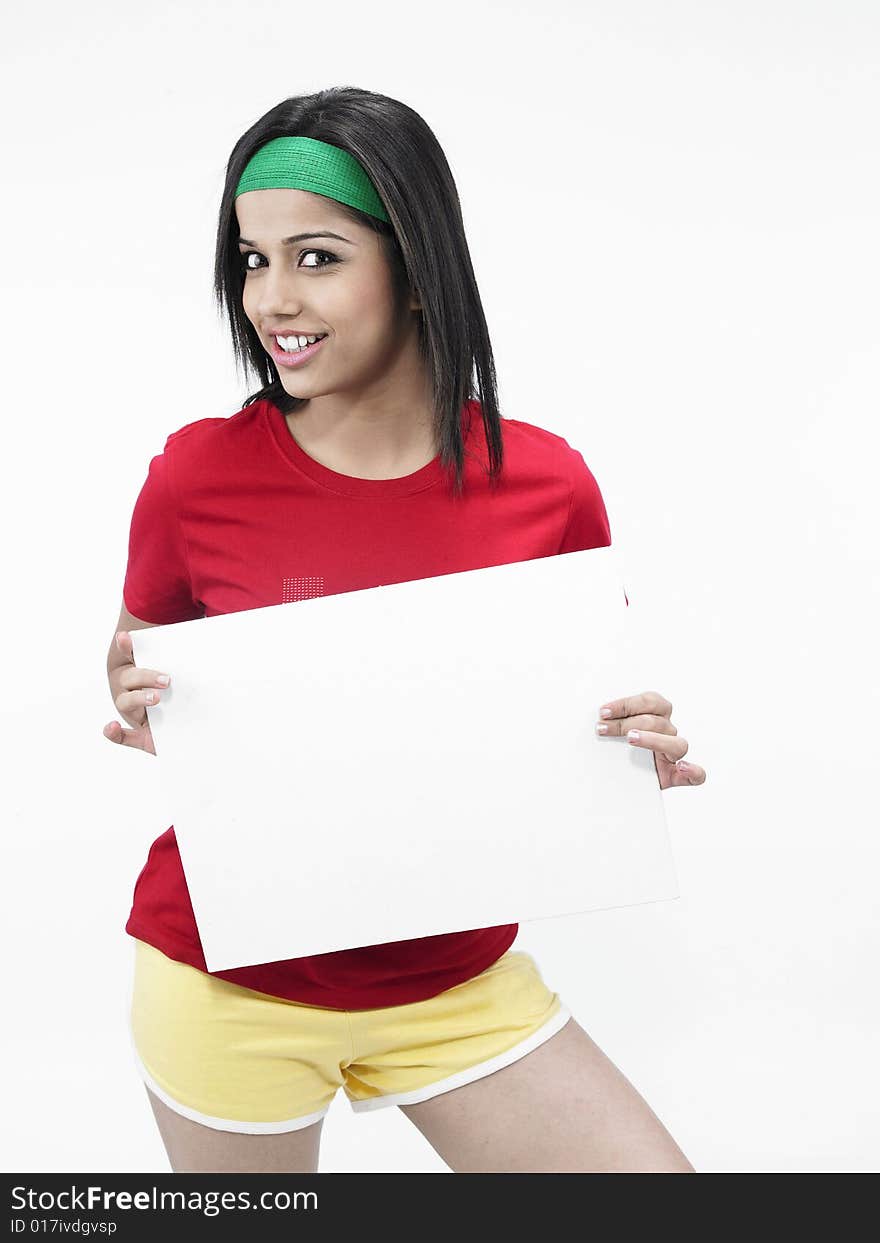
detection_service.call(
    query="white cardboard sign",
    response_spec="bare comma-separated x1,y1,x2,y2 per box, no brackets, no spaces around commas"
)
132,545,679,972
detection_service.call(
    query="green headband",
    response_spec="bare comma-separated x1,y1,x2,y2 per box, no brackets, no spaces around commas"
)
234,135,390,223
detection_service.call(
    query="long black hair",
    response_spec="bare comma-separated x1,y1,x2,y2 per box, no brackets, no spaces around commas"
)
213,86,504,496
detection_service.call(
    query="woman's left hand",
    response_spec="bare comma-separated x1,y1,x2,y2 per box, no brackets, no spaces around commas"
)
596,690,706,789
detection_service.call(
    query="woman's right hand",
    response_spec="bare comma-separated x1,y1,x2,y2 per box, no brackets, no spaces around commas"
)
103,631,170,755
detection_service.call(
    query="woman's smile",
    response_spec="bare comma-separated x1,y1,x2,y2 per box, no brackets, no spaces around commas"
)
268,333,329,368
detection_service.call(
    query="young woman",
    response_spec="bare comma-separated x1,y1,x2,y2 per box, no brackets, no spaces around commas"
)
103,86,706,1175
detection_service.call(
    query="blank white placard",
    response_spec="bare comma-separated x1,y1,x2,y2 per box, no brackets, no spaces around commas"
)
131,545,679,972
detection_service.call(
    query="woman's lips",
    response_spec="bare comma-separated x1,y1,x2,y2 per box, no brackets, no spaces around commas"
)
269,335,328,368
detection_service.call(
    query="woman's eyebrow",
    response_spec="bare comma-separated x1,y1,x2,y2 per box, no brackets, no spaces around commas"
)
237,231,357,246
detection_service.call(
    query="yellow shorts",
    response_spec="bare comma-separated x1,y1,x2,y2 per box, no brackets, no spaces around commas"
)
127,937,571,1135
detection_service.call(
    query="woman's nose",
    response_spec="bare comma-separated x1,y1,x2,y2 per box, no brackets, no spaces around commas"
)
256,268,303,313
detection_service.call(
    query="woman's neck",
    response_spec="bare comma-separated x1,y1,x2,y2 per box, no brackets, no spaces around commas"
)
284,400,438,481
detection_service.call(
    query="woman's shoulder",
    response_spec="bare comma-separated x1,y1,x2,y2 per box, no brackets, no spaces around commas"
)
500,414,593,473
162,398,268,456
163,416,227,451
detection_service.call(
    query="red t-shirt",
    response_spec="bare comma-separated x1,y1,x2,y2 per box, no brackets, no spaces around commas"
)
122,396,617,1009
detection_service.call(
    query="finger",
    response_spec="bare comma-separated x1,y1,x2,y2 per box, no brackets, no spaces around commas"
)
103,720,141,747
674,760,706,785
596,713,677,738
598,691,672,725
114,635,171,694
112,689,159,730
117,667,172,693
625,729,688,762
103,719,150,751
115,631,134,662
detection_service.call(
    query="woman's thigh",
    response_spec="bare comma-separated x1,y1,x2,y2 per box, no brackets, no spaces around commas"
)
400,1016,695,1173
145,1086,324,1173
129,939,347,1171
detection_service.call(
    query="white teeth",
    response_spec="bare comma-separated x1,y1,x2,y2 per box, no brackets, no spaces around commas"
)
276,333,325,352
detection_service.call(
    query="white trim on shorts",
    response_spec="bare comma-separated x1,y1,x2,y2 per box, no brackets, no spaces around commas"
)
122,938,330,1135
126,1022,332,1134
122,938,571,1130
348,1004,573,1112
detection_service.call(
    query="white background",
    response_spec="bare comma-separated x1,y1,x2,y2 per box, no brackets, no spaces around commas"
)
1,0,877,1174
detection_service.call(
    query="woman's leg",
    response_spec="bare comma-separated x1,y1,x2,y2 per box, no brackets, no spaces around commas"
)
129,939,342,1173
145,1086,324,1173
399,1016,695,1173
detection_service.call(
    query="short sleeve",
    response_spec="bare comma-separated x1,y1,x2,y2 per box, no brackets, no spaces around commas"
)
122,450,204,624
558,446,611,554
558,446,629,607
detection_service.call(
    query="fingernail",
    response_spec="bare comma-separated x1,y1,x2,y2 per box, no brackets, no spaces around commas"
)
600,707,613,719
628,730,640,742
156,675,170,686
145,691,155,703
595,723,608,734
677,760,689,770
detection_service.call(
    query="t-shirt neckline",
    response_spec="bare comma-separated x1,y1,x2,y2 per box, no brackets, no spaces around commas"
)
263,398,469,498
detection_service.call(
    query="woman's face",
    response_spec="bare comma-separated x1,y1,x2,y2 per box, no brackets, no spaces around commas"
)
236,187,420,404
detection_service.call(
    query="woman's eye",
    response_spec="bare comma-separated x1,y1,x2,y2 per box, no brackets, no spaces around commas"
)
239,249,337,274
301,250,336,269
